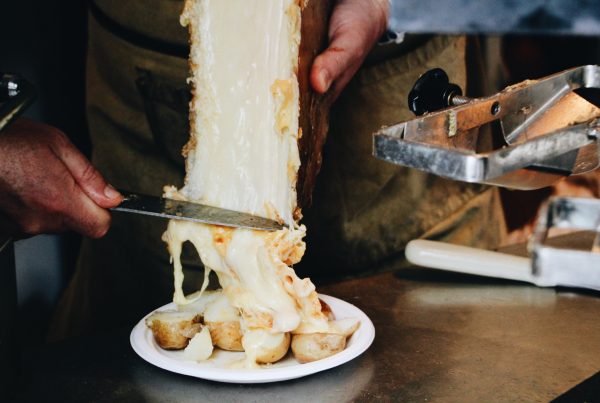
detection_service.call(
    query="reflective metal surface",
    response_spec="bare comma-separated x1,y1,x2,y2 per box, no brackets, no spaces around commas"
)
112,191,284,231
373,65,600,190
14,265,600,401
531,198,600,290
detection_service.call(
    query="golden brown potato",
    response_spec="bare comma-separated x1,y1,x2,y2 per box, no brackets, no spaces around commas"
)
291,333,346,363
291,318,360,363
206,321,244,351
145,311,201,350
255,332,291,364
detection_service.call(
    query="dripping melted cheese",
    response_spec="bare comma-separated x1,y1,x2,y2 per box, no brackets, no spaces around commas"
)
163,0,329,367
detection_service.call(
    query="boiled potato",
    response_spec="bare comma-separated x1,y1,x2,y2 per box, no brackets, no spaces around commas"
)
145,311,201,350
184,326,214,361
255,332,290,364
206,321,244,351
242,330,291,364
291,333,346,363
292,318,360,363
203,292,243,351
177,290,222,314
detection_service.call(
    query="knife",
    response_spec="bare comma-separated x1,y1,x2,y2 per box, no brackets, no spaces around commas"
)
110,191,284,231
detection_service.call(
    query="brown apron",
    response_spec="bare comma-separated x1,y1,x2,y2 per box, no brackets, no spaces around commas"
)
49,1,506,340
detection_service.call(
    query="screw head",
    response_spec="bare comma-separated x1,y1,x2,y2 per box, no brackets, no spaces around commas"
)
408,68,463,116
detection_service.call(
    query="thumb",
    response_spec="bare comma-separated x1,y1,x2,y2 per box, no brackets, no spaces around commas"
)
310,28,368,98
50,133,122,209
310,0,389,100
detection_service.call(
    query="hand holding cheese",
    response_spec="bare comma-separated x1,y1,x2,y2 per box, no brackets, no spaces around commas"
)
311,0,390,100
147,0,359,368
0,118,122,238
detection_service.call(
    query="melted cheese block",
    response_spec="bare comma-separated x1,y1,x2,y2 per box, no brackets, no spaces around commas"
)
163,0,329,367
180,0,301,224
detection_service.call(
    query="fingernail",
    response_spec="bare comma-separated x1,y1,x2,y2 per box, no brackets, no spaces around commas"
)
320,68,331,91
104,184,121,199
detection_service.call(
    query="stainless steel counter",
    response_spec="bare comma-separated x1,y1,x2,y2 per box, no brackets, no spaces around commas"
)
12,265,600,402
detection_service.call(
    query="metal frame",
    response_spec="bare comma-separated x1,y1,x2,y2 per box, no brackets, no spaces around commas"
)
373,65,600,190
530,197,600,288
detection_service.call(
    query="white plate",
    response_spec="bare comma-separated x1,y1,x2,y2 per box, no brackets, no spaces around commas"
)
130,294,375,384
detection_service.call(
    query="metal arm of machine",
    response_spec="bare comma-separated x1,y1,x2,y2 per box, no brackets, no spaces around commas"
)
373,65,600,190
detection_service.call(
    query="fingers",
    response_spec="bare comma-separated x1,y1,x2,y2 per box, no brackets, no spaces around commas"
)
310,0,389,100
49,131,122,209
46,131,116,237
17,163,112,239
0,119,116,238
311,21,365,92
310,29,366,99
62,188,113,238
6,192,110,239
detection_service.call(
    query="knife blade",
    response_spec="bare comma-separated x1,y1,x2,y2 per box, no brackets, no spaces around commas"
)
110,191,284,231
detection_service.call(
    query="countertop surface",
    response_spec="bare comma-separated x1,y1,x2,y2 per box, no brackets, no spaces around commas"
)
12,264,600,402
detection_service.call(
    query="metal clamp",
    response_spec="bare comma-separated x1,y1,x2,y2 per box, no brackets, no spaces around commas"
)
373,65,600,190
530,197,600,288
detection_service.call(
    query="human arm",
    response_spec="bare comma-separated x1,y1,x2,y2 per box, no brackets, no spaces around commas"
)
310,0,390,100
0,119,122,238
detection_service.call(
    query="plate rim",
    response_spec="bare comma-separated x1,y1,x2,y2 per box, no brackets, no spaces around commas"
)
130,293,375,384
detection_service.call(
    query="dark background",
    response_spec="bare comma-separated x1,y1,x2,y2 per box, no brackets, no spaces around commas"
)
0,0,88,348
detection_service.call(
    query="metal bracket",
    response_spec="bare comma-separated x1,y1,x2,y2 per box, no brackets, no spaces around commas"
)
373,65,600,190
530,197,600,287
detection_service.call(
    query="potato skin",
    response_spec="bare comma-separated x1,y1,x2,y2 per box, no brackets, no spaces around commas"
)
256,332,291,364
291,333,346,363
150,316,200,350
206,321,244,351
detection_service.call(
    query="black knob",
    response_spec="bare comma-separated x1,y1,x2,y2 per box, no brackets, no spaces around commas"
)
408,68,463,116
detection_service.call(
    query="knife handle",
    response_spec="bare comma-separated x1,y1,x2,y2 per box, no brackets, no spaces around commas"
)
405,240,534,284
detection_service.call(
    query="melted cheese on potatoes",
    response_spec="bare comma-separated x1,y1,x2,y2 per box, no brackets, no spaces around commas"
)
162,0,328,367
